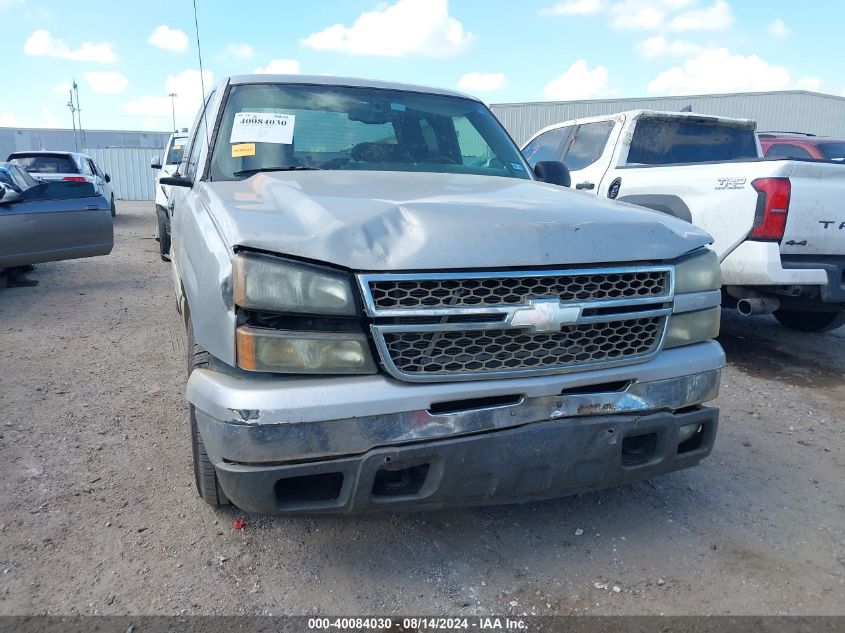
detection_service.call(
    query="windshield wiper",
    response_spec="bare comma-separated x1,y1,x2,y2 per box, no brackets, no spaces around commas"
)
233,166,323,177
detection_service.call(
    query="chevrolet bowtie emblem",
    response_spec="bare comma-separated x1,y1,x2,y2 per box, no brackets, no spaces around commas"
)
509,298,582,332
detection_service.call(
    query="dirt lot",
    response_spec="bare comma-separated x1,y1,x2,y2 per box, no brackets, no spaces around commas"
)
0,200,843,616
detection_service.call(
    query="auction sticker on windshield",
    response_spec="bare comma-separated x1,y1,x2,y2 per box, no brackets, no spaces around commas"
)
231,112,295,144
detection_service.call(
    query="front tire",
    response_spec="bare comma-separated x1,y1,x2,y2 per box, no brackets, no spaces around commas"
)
773,309,845,333
156,206,171,261
187,317,229,507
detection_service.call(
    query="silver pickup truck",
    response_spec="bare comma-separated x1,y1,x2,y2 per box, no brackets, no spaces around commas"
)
165,75,725,514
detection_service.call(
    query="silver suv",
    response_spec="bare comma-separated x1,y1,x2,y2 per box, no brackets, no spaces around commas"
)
165,75,724,514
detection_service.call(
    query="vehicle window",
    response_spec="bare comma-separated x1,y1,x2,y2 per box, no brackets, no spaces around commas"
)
10,154,79,174
627,118,758,165
78,159,93,176
165,139,186,165
13,165,37,188
818,143,845,161
85,159,103,178
764,143,813,159
522,126,572,168
10,165,33,190
208,83,531,181
562,121,614,171
186,113,208,179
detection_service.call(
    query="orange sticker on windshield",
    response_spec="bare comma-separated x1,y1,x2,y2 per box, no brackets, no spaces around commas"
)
231,143,256,158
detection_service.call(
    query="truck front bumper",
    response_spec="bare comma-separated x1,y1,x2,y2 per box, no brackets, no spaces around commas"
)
187,341,724,514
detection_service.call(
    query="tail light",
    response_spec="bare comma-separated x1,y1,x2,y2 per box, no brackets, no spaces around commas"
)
749,177,790,241
62,176,88,183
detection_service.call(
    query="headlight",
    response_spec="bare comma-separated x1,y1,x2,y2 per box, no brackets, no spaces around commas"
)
674,248,720,293
663,307,721,349
233,252,357,315
236,326,377,374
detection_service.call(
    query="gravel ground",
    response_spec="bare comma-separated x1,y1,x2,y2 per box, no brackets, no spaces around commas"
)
0,201,843,616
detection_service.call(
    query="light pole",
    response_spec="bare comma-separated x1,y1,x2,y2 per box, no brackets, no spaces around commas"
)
168,93,177,132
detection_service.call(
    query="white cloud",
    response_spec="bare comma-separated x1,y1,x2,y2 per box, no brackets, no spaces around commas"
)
84,71,129,94
142,117,159,129
795,76,822,91
53,82,71,95
539,0,605,15
0,103,23,127
124,69,213,125
606,0,730,32
24,30,116,63
148,25,188,53
0,0,24,9
41,107,62,128
768,18,789,39
543,60,615,100
648,48,790,95
667,0,733,31
302,0,476,58
457,72,508,93
637,35,702,58
253,59,301,74
610,1,667,29
225,43,255,60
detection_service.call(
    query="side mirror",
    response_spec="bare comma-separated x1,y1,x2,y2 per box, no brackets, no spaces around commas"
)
150,156,162,170
533,161,571,188
159,174,193,188
104,173,111,183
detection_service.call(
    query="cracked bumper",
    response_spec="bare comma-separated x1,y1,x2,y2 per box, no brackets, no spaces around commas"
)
187,341,723,513
214,406,719,514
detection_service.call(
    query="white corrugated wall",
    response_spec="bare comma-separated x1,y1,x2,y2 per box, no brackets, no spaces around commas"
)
491,90,845,146
83,147,160,201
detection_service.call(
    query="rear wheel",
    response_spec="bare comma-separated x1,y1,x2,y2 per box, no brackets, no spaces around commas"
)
110,194,116,217
155,206,171,261
773,309,845,333
187,317,229,507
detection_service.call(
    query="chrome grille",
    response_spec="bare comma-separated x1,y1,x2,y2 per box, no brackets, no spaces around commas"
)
358,266,674,383
368,271,668,310
383,317,663,376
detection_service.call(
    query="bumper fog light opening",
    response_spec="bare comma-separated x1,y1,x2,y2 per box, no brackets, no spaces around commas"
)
677,423,705,454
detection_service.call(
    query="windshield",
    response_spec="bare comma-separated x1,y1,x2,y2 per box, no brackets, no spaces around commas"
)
10,153,79,174
166,138,186,165
818,142,845,161
209,83,531,181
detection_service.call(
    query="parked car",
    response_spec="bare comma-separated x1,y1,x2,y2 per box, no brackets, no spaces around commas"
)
522,111,845,332
759,132,845,162
163,75,724,515
150,131,189,260
7,151,116,217
0,175,113,270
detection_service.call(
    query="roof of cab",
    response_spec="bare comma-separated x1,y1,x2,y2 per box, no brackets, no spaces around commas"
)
226,74,478,101
8,150,90,159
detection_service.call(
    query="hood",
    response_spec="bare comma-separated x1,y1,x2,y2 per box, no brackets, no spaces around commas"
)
201,171,711,271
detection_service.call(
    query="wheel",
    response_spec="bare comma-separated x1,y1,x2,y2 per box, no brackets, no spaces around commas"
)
110,194,116,217
155,206,171,261
187,317,229,507
773,309,845,333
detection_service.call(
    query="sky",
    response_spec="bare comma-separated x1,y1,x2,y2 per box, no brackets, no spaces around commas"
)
1,0,843,132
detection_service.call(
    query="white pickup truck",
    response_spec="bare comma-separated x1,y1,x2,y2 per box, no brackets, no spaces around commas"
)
522,110,845,332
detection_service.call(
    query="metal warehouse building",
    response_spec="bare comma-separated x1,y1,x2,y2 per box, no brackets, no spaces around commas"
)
490,90,845,146
0,127,171,200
